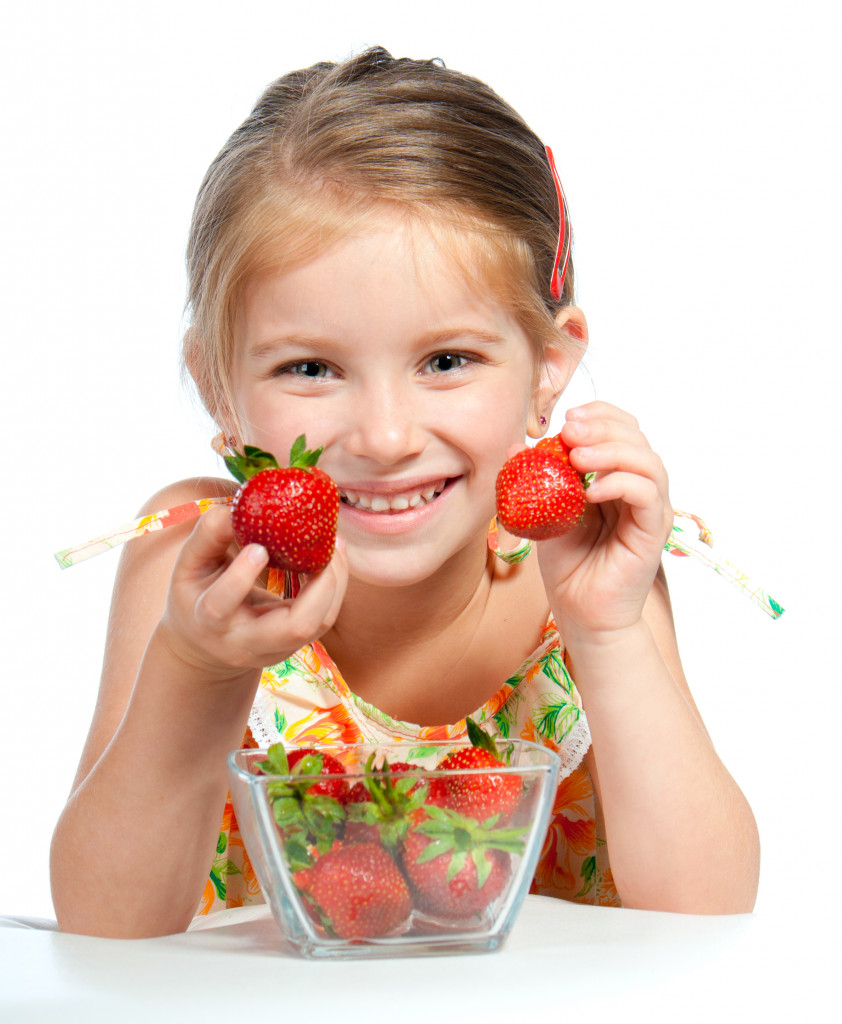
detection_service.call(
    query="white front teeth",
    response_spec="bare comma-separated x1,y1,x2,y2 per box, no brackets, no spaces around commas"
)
340,481,447,513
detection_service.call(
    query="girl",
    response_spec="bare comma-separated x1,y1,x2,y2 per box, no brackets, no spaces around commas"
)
50,46,759,937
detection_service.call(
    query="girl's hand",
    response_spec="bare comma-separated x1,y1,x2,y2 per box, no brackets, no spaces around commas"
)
536,401,673,641
157,504,348,681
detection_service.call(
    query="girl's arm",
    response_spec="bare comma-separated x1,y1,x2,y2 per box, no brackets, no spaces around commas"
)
539,403,760,914
50,484,347,937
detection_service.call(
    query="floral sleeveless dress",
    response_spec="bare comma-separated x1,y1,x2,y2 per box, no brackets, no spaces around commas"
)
197,614,620,916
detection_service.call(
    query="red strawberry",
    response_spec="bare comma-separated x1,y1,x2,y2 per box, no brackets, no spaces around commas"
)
495,435,587,540
429,718,522,823
535,433,572,463
342,783,381,846
286,748,349,802
293,841,412,938
401,807,524,921
429,746,522,824
255,744,349,862
225,435,339,574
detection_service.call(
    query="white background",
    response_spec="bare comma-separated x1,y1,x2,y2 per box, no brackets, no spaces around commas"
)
0,0,838,960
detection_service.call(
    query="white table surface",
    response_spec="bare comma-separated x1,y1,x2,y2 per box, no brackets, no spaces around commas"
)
0,896,833,1023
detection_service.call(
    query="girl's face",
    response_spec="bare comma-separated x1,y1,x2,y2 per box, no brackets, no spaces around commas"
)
231,212,564,588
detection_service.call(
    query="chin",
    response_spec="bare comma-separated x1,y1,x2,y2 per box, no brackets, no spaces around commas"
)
344,535,482,591
346,555,439,590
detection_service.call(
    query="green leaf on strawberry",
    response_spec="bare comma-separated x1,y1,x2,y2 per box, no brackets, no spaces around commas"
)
343,753,429,852
402,806,528,920
223,445,280,483
255,744,350,861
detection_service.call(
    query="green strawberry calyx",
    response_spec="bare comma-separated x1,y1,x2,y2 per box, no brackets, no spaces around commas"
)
224,434,324,484
345,753,430,851
255,743,346,869
465,716,515,764
410,805,528,888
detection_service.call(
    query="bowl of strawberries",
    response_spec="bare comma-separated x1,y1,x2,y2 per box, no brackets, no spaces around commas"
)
227,722,560,959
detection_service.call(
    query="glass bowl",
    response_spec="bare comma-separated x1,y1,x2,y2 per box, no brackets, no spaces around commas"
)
227,738,560,959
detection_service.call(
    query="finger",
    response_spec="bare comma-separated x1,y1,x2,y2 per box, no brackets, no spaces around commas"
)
562,412,651,452
571,441,668,489
173,505,237,583
196,542,271,626
564,401,642,429
248,546,349,659
584,471,672,539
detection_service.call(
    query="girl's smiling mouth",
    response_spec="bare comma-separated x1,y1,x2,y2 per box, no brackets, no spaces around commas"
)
338,478,455,515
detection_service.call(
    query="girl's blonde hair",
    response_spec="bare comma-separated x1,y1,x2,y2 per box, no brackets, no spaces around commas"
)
184,46,575,429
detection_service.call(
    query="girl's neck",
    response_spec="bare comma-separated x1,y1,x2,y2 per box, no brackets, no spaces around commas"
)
321,534,547,726
326,534,491,662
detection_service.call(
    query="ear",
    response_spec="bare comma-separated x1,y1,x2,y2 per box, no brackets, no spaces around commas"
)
527,306,588,438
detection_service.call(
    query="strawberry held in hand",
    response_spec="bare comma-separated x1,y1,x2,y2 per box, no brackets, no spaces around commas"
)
495,434,588,541
225,436,339,574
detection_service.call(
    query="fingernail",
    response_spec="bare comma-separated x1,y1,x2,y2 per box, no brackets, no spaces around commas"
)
246,544,269,566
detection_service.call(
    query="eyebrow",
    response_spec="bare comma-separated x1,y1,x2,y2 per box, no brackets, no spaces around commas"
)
245,326,509,361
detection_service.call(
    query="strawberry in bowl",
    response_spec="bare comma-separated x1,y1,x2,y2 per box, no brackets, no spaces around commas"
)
227,735,561,958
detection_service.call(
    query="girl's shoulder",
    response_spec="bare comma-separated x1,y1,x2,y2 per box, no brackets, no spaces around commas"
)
137,475,238,515
111,475,238,584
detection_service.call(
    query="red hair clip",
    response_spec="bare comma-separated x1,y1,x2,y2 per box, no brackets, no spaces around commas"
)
545,145,571,301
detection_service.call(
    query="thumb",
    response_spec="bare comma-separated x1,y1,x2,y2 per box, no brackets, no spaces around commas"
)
174,504,236,581
504,442,529,461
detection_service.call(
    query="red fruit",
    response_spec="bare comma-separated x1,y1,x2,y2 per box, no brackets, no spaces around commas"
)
402,818,511,920
342,820,382,846
429,746,522,823
384,761,426,789
346,780,370,805
293,841,412,938
225,436,339,574
535,434,572,463
286,748,349,802
343,781,380,844
256,745,350,861
495,437,586,540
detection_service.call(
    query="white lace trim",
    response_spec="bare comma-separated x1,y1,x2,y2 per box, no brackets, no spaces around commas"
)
247,689,280,749
555,713,592,781
247,665,592,780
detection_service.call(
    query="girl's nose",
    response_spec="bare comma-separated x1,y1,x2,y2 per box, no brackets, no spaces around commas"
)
343,384,425,465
